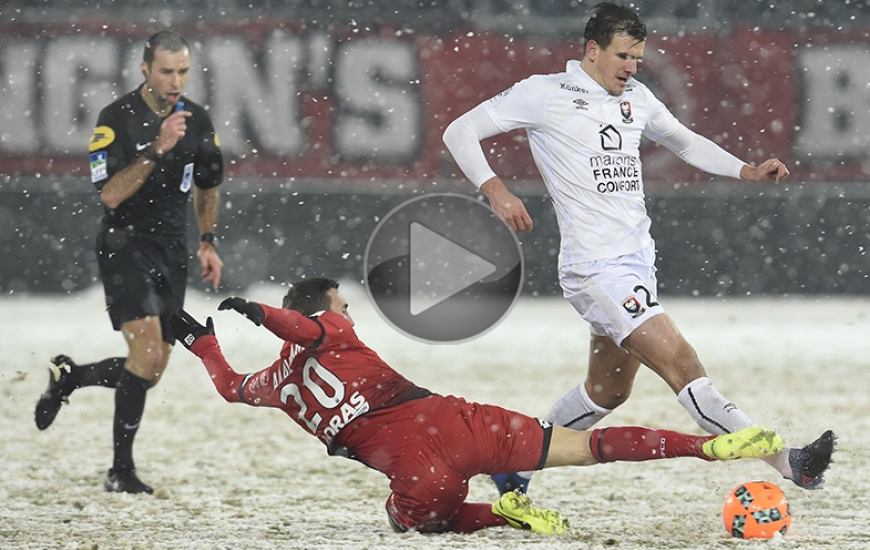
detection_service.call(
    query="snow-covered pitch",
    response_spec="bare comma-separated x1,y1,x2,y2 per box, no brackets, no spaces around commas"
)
2,283,864,549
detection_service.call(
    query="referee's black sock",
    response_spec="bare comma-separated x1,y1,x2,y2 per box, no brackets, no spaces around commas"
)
112,369,151,472
75,357,126,389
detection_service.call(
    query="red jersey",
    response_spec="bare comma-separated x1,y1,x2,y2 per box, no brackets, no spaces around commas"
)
191,304,430,451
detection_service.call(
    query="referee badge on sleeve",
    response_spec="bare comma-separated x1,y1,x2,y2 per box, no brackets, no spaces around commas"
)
90,152,107,183
180,162,194,192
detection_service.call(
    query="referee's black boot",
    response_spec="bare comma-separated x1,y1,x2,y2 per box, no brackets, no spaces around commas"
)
104,467,154,494
34,355,77,430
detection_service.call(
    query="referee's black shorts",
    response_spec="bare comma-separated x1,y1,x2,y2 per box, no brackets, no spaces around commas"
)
96,225,187,344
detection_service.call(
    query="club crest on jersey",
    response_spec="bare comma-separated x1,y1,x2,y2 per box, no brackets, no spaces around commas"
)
620,101,634,123
622,295,645,318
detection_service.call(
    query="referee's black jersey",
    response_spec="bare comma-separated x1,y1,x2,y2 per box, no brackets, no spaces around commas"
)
88,85,223,237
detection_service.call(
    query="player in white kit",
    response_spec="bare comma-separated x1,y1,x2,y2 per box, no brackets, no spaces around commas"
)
442,1,835,494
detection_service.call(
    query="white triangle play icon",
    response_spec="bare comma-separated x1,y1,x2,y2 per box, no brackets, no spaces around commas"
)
409,222,497,316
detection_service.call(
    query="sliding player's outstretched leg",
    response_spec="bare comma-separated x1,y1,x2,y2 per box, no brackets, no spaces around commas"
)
492,490,569,535
702,427,784,460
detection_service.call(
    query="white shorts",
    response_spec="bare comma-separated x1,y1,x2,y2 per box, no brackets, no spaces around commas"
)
560,242,665,348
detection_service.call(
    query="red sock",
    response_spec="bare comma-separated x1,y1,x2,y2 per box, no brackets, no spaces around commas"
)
444,502,508,533
589,426,715,463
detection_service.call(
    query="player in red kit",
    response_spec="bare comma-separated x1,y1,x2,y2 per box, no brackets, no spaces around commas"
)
170,277,784,535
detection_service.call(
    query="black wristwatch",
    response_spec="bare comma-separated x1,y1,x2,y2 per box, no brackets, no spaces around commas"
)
141,145,160,162
200,233,217,245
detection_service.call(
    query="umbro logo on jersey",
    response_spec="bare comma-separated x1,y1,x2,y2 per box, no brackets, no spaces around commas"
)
136,142,150,151
573,98,589,110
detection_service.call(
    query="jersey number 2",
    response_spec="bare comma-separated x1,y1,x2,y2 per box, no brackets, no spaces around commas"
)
633,284,660,308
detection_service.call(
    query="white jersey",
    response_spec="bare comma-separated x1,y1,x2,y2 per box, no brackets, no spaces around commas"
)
445,60,745,268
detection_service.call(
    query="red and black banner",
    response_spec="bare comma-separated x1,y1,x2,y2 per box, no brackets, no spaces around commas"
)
1,21,866,187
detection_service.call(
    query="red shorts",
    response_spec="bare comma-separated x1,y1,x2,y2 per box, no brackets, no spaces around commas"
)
335,395,550,532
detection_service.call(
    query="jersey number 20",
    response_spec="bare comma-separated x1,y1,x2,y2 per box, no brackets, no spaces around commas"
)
279,357,344,434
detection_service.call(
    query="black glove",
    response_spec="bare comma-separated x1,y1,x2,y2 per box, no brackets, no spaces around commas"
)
218,297,265,326
169,309,215,351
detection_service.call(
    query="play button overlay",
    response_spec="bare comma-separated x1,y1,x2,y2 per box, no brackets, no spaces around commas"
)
409,222,498,315
364,193,523,344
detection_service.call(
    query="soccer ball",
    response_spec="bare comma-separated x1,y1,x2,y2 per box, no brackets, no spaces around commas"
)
723,481,791,539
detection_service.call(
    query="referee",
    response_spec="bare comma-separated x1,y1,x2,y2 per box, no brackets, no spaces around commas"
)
35,30,224,494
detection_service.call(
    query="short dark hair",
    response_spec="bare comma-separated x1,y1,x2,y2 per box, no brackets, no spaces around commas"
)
143,31,190,67
584,2,647,51
283,277,340,316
